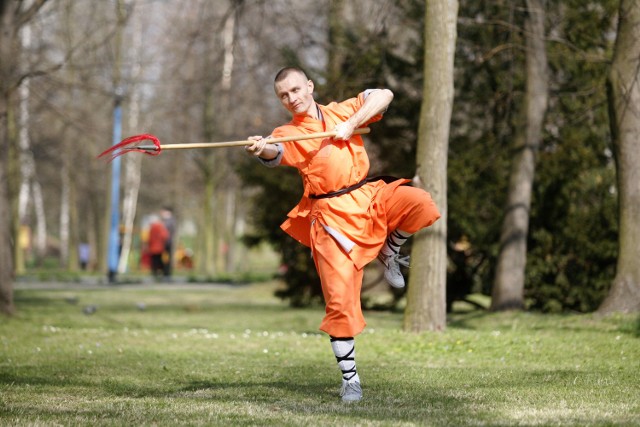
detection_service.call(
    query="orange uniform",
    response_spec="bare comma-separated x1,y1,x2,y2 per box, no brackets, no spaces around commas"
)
266,91,440,337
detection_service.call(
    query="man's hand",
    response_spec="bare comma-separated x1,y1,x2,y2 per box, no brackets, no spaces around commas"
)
245,136,278,160
245,136,267,156
333,120,357,141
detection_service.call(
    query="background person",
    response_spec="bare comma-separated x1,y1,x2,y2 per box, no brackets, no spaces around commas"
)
147,214,169,280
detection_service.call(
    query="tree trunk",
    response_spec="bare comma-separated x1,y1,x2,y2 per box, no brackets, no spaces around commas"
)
117,116,142,274
599,0,640,314
0,161,13,315
0,127,14,315
31,180,45,260
118,9,143,274
327,0,348,100
404,0,458,333
65,165,79,271
202,169,217,275
1,1,18,315
220,7,236,274
60,0,76,271
197,64,217,276
15,21,31,274
1,0,49,315
60,165,70,264
491,0,548,311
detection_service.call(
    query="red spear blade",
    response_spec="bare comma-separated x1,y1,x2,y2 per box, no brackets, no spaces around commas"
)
97,134,162,162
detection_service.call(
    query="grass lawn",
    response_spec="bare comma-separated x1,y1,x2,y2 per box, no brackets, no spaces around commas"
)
1,280,638,426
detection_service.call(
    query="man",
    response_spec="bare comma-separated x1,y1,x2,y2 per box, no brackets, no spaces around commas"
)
246,67,440,402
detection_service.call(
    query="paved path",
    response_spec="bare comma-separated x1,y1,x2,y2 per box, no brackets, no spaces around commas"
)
14,277,244,291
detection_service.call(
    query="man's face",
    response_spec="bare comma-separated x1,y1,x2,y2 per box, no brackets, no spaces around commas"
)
274,71,315,117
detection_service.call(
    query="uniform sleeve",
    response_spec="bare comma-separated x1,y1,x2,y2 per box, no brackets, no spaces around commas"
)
256,141,283,168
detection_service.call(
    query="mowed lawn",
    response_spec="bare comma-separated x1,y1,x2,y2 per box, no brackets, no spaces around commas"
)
1,280,638,426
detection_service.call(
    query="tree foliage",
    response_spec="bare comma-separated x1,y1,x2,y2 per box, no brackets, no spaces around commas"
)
448,0,619,313
525,0,619,312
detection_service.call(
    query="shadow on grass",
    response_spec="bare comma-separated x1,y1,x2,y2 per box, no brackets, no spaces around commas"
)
621,314,640,337
0,371,81,388
174,377,477,425
13,294,75,306
446,309,496,330
81,369,483,424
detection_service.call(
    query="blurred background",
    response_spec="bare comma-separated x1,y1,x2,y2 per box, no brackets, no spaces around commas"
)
0,0,628,315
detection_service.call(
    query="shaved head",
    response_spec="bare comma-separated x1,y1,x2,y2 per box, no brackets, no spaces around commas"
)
274,67,309,84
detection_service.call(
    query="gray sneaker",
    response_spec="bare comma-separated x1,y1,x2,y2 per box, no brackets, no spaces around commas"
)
340,381,363,402
377,253,410,288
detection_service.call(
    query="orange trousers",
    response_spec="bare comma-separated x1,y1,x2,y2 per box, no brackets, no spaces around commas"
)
312,185,440,337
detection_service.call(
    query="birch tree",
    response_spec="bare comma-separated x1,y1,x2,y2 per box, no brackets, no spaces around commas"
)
118,2,144,274
15,21,33,274
404,0,458,332
599,0,640,314
218,4,239,273
491,0,549,311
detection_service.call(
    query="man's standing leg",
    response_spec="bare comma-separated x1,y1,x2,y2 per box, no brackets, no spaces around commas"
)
312,227,366,402
330,337,362,402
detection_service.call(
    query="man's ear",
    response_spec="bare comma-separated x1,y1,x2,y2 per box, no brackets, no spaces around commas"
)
307,79,314,93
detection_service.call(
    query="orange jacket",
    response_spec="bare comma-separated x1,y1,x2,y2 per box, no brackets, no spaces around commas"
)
272,91,408,269
147,221,169,255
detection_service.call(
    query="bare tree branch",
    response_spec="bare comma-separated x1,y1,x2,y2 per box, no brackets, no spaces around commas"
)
16,0,48,28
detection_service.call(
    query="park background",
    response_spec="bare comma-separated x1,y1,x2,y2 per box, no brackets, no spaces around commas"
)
0,1,639,425
1,0,638,321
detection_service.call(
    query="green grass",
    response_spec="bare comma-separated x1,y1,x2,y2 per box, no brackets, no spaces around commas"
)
1,281,638,426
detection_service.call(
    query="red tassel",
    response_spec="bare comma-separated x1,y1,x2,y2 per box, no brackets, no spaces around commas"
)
97,134,161,161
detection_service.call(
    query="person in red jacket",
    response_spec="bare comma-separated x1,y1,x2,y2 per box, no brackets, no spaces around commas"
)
147,214,169,279
246,67,440,402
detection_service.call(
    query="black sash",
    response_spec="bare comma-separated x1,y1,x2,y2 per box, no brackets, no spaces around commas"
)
309,176,402,200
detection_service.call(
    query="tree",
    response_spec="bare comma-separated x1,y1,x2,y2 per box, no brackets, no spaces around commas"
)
16,20,47,272
0,0,49,315
118,1,146,274
599,0,640,314
404,0,458,332
445,1,517,310
491,0,549,311
522,0,618,312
